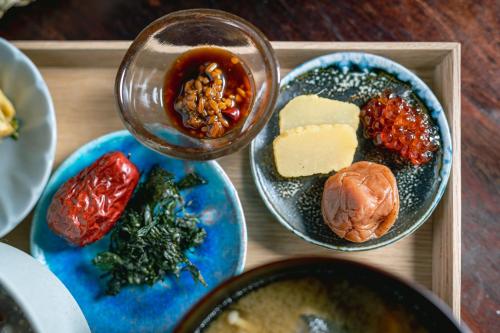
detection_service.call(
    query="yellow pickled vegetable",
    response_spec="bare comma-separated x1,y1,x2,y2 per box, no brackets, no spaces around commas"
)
0,89,18,139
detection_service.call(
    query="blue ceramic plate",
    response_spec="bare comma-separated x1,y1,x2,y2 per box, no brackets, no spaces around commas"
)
31,130,246,333
0,38,56,237
250,52,452,251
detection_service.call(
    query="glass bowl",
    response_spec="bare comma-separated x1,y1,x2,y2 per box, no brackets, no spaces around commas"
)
115,9,280,160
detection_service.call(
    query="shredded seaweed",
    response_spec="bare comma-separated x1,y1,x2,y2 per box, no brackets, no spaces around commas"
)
176,172,208,190
93,166,207,295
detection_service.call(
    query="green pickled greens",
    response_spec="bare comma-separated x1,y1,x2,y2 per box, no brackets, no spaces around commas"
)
93,166,207,295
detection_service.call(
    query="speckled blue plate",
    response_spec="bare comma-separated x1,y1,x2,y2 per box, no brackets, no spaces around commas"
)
250,52,452,251
31,130,246,333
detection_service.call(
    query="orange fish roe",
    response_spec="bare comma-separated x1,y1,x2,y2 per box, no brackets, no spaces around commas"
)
360,92,437,165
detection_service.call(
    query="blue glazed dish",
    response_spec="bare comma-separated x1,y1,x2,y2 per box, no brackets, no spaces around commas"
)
0,38,56,237
250,52,452,251
31,130,246,333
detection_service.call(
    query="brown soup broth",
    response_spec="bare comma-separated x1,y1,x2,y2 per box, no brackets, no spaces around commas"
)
163,47,253,139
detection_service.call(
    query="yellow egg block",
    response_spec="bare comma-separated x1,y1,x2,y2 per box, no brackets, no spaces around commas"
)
273,124,358,177
279,95,359,133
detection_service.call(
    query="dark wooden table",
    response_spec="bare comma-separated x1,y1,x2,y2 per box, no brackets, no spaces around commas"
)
1,0,498,332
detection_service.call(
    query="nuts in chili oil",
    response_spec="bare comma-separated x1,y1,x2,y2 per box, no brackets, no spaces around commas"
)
164,47,253,139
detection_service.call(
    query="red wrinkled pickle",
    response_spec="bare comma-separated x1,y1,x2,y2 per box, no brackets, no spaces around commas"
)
360,91,438,165
47,152,140,246
222,107,241,122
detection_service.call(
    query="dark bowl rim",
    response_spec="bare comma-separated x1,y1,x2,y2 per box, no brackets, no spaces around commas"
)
115,8,280,160
174,256,467,333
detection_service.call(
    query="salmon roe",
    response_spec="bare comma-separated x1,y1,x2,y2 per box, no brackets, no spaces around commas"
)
360,92,437,165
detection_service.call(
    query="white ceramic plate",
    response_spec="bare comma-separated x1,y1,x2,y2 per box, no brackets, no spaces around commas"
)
0,242,90,333
0,38,56,237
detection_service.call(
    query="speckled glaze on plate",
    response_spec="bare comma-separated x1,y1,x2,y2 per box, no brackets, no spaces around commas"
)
0,38,56,237
250,52,452,251
30,130,246,333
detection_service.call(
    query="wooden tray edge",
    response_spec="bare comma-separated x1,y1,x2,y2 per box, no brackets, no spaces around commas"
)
431,43,461,320
10,40,462,317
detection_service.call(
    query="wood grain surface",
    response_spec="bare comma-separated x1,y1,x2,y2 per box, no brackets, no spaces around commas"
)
0,1,498,332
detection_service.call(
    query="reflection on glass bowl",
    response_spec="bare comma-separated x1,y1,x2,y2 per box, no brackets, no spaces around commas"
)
116,9,280,160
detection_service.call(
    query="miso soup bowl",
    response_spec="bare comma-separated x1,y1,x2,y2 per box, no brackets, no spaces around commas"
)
175,257,468,333
116,9,280,160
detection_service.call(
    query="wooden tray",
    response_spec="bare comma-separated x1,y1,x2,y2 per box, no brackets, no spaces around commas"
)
1,41,461,318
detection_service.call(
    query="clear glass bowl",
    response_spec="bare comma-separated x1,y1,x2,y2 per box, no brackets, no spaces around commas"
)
115,9,280,160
